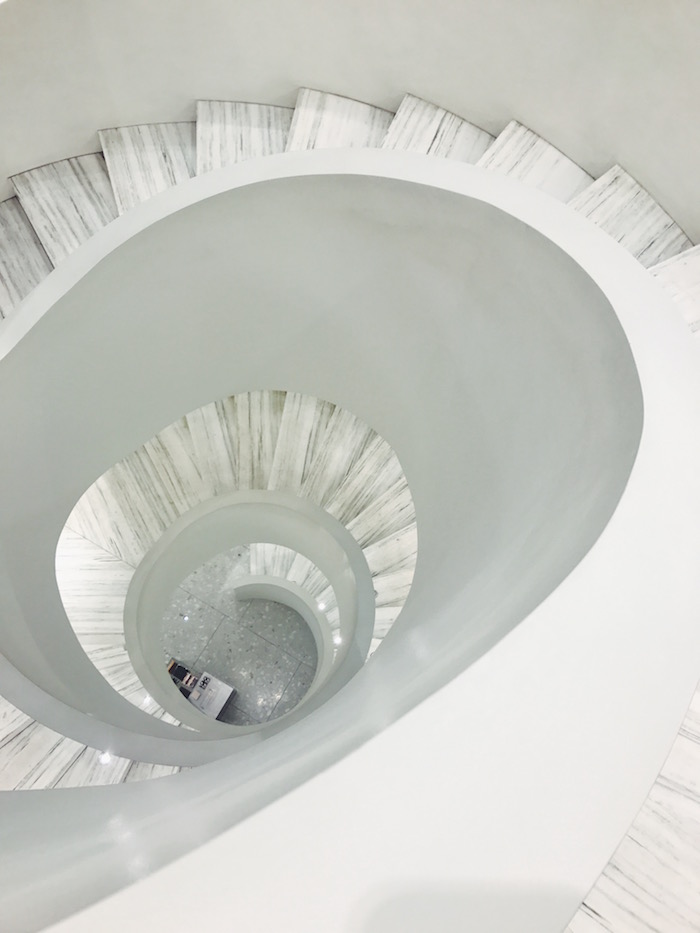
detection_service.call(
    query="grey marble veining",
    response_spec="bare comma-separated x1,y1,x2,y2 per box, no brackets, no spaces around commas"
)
0,693,182,790
99,123,196,214
476,120,593,202
123,761,182,782
346,479,416,547
650,244,700,332
363,523,418,579
324,434,407,527
300,406,374,508
0,696,32,744
196,101,293,174
67,389,418,667
566,682,700,932
382,94,494,163
3,724,83,790
57,528,175,721
568,164,693,268
0,196,53,319
286,89,394,152
267,392,334,494
11,153,118,265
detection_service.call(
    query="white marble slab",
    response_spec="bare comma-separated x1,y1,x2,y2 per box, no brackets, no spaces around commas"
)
11,153,118,265
286,89,394,151
300,406,374,507
233,390,285,490
324,435,406,527
569,164,693,268
346,479,416,547
476,120,593,201
566,682,700,932
0,696,32,744
650,244,700,332
0,719,80,790
267,392,334,494
382,94,493,162
196,101,293,174
123,760,182,782
56,528,174,721
0,196,53,319
99,123,196,214
362,523,418,578
54,746,132,789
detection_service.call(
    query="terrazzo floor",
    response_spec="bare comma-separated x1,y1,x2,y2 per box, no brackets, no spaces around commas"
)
162,548,317,726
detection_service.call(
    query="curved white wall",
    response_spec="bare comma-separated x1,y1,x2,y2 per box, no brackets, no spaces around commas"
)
3,151,696,933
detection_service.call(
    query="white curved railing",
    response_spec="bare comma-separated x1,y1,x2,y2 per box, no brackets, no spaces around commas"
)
0,145,698,933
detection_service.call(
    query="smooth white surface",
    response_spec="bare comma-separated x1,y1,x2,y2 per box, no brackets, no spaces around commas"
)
123,492,375,733
0,151,691,933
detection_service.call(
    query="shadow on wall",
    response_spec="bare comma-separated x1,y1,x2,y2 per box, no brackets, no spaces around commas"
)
354,882,582,933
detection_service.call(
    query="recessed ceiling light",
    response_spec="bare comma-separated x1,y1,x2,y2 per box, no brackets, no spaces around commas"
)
99,751,111,765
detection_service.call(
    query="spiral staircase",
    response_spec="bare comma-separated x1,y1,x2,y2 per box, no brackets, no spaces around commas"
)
1,3,700,930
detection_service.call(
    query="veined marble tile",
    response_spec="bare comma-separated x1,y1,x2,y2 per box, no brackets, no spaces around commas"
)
56,529,134,636
286,89,394,152
268,393,334,494
345,479,416,547
300,407,374,508
566,682,700,933
476,120,593,202
372,606,402,641
0,721,82,790
196,101,294,174
324,435,407,527
568,164,693,268
99,123,196,214
372,567,414,608
233,390,285,490
248,542,295,580
363,523,418,578
0,197,53,319
53,746,132,788
11,153,118,265
650,245,700,332
123,760,182,782
382,94,494,163
56,529,173,721
0,696,32,744
185,401,237,494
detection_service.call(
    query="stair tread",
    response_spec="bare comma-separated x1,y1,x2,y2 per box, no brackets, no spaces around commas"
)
99,122,196,215
476,120,593,201
0,197,53,319
382,94,494,163
569,164,692,268
286,89,394,152
0,695,180,788
346,479,416,548
650,244,700,332
11,153,118,265
197,101,293,174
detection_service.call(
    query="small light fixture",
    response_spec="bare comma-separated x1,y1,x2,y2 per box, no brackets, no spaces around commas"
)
99,751,112,765
183,615,189,622
333,633,342,645
318,602,326,611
